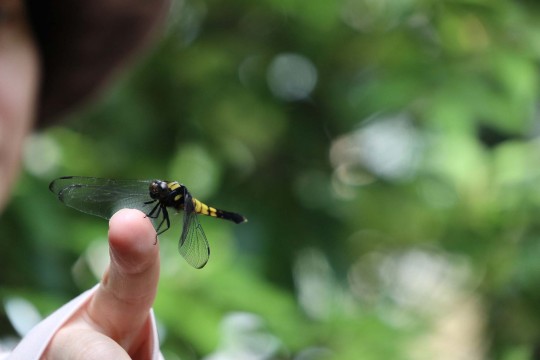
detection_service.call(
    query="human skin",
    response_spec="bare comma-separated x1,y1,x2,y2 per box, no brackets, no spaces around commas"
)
1,1,161,359
0,0,38,210
44,209,160,360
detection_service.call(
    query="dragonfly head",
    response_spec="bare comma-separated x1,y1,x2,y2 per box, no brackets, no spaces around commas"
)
149,180,170,200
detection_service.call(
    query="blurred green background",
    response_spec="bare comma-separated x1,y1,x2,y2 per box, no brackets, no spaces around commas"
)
4,0,540,358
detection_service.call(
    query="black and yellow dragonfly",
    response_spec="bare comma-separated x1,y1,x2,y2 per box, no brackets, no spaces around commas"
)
49,176,247,269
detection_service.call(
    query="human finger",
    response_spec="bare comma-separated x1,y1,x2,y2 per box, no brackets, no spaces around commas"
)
85,208,160,353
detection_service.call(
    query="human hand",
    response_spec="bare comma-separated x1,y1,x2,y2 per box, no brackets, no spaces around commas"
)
44,209,160,360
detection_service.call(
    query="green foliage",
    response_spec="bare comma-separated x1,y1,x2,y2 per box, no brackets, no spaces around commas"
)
4,0,540,358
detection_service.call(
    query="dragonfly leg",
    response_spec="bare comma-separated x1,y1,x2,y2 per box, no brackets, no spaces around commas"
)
145,200,161,219
155,206,170,235
144,202,170,244
152,206,171,245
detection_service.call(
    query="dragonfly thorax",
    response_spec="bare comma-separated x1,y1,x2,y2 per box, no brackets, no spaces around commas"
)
149,180,186,207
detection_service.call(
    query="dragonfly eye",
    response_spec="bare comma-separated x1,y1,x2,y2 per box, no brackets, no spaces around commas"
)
149,180,169,200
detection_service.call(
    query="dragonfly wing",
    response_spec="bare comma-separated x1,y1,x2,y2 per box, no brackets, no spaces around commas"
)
49,176,162,226
179,189,210,269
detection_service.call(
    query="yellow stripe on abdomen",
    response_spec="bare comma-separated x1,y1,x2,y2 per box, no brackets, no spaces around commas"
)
193,199,218,217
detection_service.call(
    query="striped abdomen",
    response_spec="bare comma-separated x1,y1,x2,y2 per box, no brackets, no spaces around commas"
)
192,198,247,224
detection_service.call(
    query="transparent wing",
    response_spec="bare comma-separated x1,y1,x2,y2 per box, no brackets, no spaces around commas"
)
49,176,166,231
179,189,210,269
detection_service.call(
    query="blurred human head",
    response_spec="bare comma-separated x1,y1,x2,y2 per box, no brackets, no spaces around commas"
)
0,0,39,209
0,0,169,210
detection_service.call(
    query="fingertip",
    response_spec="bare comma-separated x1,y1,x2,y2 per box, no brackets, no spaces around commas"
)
108,208,158,274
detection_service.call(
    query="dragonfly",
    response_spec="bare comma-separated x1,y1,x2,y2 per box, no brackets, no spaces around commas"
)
49,176,247,269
